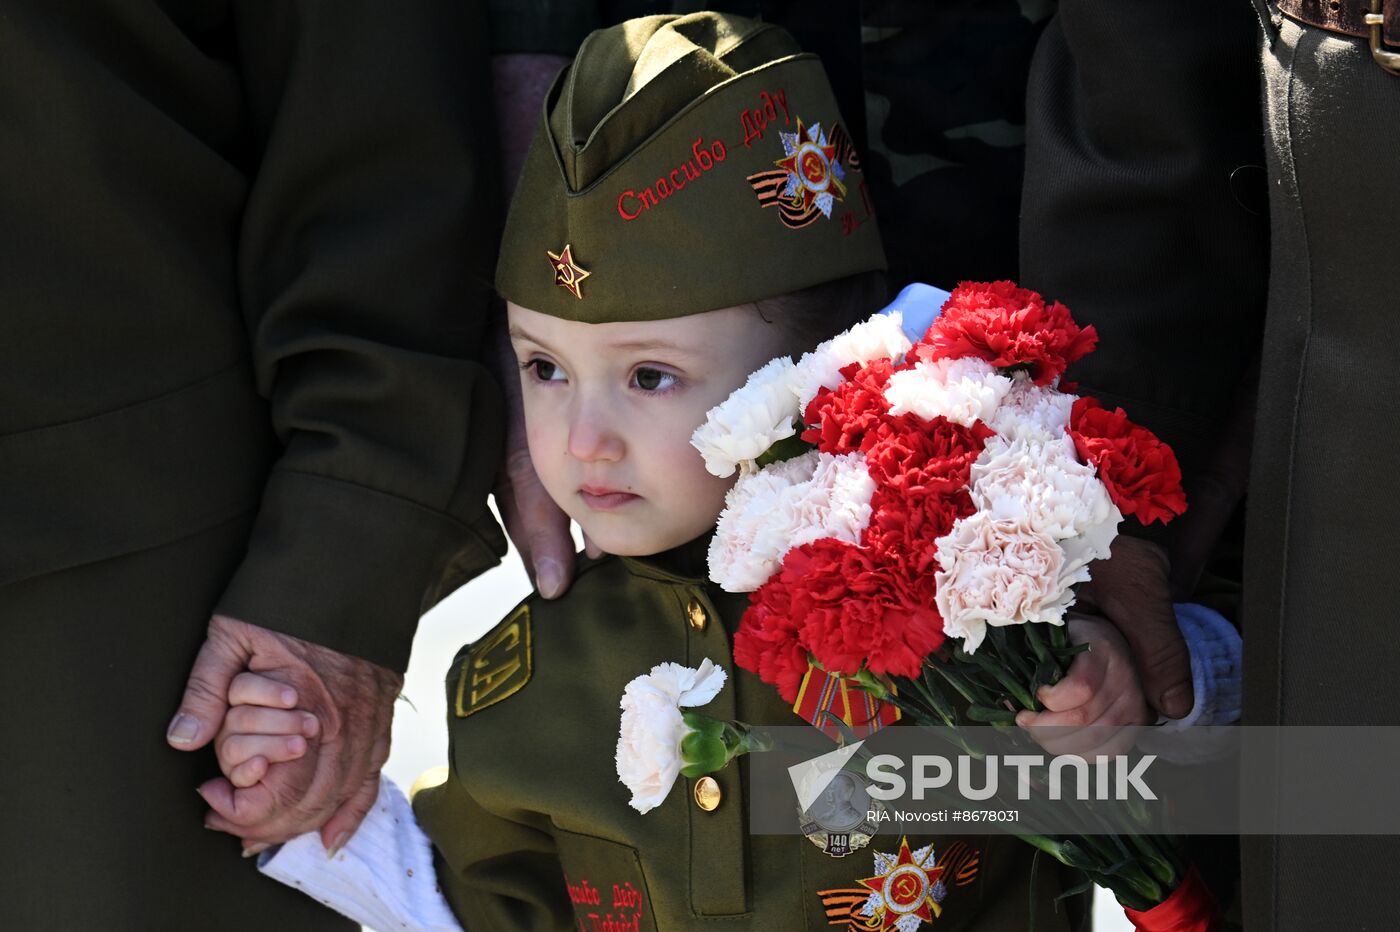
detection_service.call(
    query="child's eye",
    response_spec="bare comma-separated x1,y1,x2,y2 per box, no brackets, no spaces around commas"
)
523,358,566,383
632,367,679,392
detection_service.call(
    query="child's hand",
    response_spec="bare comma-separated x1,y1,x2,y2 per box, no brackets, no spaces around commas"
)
1015,614,1153,758
215,672,321,790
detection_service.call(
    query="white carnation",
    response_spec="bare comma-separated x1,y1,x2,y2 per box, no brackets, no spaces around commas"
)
615,659,727,814
933,513,1082,653
970,435,1115,540
708,451,875,592
691,356,801,478
989,378,1076,444
884,357,1012,427
791,312,912,411
970,433,1122,583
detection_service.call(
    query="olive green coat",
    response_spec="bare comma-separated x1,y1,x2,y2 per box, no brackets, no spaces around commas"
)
1020,2,1400,927
0,2,504,926
415,545,1087,932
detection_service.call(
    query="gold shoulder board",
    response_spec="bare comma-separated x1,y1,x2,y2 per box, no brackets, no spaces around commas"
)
454,603,533,718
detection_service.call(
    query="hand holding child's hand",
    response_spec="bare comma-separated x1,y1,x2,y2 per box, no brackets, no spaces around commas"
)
213,673,320,790
1015,613,1153,758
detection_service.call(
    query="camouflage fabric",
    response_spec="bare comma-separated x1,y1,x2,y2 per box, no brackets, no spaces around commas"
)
488,0,1055,290
859,1,1054,288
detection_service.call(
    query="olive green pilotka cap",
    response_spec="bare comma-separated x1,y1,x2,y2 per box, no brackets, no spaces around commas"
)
496,11,886,322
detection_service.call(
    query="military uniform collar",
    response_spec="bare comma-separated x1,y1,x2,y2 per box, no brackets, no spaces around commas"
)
619,532,712,585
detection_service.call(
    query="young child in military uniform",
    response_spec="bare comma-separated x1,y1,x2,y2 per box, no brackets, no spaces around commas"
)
214,13,1153,930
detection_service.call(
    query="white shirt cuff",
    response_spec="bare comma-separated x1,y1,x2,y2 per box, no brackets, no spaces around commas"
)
258,776,462,932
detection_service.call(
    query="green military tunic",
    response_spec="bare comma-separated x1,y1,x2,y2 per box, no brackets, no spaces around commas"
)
415,542,1087,932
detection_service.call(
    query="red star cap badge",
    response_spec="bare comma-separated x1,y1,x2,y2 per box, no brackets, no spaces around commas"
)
546,244,590,300
857,836,946,930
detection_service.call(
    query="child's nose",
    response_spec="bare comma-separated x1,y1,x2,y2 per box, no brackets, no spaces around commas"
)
566,401,625,463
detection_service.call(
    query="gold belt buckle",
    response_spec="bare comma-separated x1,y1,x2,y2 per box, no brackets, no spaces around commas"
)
1367,1,1400,74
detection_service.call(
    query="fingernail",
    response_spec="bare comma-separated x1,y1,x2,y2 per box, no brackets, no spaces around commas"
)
280,688,296,706
167,713,199,745
1160,684,1192,719
301,713,319,737
326,832,350,859
536,558,564,599
287,735,306,754
242,843,270,859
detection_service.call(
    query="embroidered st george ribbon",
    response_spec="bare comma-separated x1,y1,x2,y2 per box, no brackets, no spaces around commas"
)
455,604,533,717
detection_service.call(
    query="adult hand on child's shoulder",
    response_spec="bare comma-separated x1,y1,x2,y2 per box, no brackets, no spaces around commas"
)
489,313,605,599
167,614,400,855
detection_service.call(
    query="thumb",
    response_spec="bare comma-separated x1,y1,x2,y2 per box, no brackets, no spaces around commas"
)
1088,538,1192,719
502,447,576,599
319,736,391,855
1124,612,1194,720
167,623,246,750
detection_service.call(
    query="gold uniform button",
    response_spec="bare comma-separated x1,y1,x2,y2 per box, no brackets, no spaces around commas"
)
686,598,708,632
693,776,722,811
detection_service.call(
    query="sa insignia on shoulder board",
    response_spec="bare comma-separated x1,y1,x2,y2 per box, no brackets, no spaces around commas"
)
455,603,532,717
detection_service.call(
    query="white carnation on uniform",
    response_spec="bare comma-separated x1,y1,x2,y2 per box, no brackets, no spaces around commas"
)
615,659,727,814
989,378,1076,444
691,356,801,478
933,513,1081,653
708,451,875,592
790,312,912,411
884,357,1012,427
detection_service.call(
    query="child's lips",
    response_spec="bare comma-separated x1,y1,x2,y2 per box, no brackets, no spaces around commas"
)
578,486,640,511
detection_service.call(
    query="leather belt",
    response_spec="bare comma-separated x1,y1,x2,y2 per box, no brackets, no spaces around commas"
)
1277,0,1400,73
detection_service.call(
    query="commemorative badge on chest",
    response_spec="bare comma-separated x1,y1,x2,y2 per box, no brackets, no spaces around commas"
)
817,837,981,930
797,764,884,858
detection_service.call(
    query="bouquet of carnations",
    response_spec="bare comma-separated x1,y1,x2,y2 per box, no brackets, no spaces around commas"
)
682,280,1214,928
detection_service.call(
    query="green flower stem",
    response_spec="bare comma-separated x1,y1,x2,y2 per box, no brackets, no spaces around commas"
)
679,715,777,777
988,627,1036,685
907,671,957,727
1127,833,1179,888
754,430,814,468
926,657,998,708
955,646,1038,710
1024,623,1052,666
848,667,890,699
1113,863,1164,905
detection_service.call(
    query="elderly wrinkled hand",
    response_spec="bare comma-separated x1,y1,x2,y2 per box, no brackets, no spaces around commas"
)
167,614,400,854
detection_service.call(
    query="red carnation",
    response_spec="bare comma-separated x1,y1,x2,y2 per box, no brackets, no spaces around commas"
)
779,538,945,680
801,358,901,454
862,487,975,579
733,577,810,704
863,414,995,497
913,280,1097,386
1070,397,1187,525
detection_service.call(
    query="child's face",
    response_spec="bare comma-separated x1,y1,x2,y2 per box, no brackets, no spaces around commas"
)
508,301,795,557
